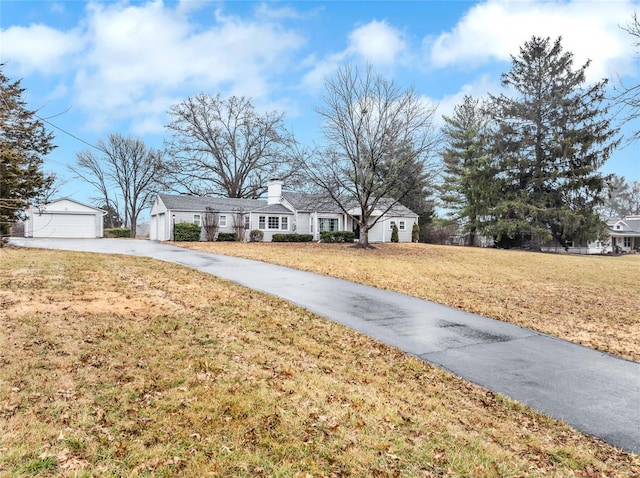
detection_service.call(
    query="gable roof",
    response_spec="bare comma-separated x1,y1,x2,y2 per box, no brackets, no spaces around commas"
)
282,192,418,217
282,191,344,213
157,192,418,217
32,197,106,213
373,198,419,217
606,215,640,236
158,194,264,212
253,203,293,214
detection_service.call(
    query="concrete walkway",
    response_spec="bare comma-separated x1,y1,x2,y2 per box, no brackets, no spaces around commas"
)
9,238,640,454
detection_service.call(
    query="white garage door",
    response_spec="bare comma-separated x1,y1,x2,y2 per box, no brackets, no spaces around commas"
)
32,213,97,238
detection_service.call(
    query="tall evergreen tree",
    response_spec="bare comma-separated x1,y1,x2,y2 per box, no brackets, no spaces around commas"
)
440,95,497,246
486,36,618,249
0,66,56,237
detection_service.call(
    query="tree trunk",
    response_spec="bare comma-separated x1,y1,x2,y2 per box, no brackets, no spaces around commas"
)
358,224,370,248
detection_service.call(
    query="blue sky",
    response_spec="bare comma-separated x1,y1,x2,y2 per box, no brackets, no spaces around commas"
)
2,0,640,208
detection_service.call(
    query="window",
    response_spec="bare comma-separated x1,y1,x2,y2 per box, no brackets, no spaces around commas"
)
268,216,279,229
624,237,632,248
389,220,396,230
219,215,227,227
281,217,288,230
319,218,338,232
244,215,250,230
399,221,406,231
193,214,201,226
259,216,266,229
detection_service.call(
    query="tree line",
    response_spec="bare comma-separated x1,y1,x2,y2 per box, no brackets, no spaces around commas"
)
3,27,640,247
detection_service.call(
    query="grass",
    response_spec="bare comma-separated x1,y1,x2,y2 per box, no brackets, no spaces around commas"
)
0,246,638,477
178,242,640,363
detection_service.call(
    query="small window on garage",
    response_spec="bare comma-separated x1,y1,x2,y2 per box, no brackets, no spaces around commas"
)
193,214,201,226
219,215,227,227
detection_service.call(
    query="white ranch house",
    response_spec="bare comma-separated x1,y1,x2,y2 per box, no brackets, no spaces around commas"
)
149,180,418,243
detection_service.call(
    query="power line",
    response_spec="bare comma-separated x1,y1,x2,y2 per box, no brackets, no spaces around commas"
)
35,113,105,153
0,84,104,154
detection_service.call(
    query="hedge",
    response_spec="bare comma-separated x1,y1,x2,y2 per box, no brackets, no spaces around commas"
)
104,228,131,238
249,229,264,242
175,222,201,241
320,230,355,243
216,232,238,242
271,233,314,242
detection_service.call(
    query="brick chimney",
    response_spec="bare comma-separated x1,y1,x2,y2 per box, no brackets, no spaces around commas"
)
267,179,283,205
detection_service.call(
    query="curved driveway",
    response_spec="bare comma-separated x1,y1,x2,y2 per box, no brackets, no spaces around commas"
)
10,237,640,454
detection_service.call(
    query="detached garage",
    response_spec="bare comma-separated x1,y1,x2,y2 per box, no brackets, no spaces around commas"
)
25,198,105,238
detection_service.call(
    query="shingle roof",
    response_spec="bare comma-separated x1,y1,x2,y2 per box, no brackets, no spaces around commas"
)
282,192,418,217
282,192,344,213
253,203,293,214
607,216,640,236
374,198,419,217
158,192,417,217
159,194,264,212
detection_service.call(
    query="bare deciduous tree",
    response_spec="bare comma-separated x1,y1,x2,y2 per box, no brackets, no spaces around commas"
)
71,134,163,237
614,13,640,143
163,94,299,198
304,64,439,248
601,174,640,217
202,207,219,241
70,150,120,228
231,210,246,241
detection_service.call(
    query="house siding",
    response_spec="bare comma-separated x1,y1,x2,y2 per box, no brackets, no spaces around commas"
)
150,187,418,243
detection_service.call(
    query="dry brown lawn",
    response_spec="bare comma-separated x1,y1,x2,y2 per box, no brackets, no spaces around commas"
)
1,247,639,477
179,242,640,363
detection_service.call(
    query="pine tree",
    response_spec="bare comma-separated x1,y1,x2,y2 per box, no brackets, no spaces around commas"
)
486,37,618,249
0,66,56,237
440,95,498,246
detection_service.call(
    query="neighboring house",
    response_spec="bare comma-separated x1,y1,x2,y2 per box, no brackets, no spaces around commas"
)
24,198,105,238
149,180,419,243
540,215,640,254
606,215,640,253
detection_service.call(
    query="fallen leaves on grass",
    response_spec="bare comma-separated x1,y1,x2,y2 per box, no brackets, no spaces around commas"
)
1,247,638,477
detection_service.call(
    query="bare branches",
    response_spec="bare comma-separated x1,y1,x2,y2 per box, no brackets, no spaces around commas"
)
163,94,299,198
613,13,640,144
71,134,163,237
306,64,439,247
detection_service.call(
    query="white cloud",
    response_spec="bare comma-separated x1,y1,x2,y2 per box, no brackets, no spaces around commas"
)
427,0,637,82
348,20,406,65
46,1,306,132
302,20,406,90
0,24,84,75
301,51,349,90
433,75,501,126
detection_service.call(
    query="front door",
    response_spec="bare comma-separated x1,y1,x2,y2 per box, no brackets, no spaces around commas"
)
352,216,360,240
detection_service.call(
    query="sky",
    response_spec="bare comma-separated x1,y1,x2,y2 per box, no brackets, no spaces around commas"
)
2,0,640,210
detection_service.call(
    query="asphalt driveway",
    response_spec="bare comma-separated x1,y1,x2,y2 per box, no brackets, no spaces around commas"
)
9,237,640,454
